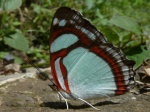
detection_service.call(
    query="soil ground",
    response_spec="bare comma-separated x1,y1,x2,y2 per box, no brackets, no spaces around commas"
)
0,73,150,112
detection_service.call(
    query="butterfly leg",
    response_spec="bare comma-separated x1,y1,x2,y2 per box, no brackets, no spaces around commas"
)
58,91,69,109
58,92,62,102
77,98,100,110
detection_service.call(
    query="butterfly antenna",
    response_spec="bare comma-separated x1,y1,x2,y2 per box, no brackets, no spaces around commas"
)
25,58,55,86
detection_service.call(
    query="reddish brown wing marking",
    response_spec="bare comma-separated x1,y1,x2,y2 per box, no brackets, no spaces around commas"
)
50,7,135,96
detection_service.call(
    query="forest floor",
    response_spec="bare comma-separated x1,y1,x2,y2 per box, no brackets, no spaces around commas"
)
0,71,150,112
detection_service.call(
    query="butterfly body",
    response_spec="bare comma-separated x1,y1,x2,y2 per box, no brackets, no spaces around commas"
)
50,7,135,107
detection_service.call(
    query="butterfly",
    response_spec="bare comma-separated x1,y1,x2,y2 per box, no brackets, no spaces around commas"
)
49,7,135,110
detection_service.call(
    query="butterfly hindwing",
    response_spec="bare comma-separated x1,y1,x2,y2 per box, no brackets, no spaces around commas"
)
50,7,135,100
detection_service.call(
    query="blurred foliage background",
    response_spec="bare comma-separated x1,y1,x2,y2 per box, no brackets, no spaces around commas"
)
0,0,150,69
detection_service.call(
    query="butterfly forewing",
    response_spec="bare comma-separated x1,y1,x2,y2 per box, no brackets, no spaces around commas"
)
50,7,107,45
50,7,135,100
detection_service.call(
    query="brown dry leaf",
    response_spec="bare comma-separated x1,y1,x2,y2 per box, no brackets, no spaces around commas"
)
143,66,150,77
143,91,150,96
4,63,21,74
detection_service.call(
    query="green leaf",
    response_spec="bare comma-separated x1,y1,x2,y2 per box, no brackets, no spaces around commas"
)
0,52,22,64
100,27,120,46
13,21,21,26
31,4,41,14
120,32,132,48
146,39,150,51
0,52,8,58
85,0,94,9
14,56,22,64
109,16,142,34
4,31,29,52
127,46,150,69
0,0,22,11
